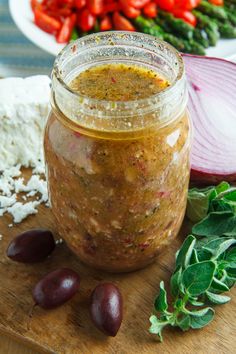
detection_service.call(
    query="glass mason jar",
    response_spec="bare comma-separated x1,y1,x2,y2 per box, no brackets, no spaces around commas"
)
44,32,191,273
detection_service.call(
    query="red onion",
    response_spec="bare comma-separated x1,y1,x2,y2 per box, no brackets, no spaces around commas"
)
182,54,236,184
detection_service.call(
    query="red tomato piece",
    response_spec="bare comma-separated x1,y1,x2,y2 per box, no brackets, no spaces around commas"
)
128,0,150,9
31,0,42,10
87,0,104,15
103,2,121,13
119,0,141,18
172,9,197,26
56,13,76,43
112,11,135,30
78,8,96,31
100,15,112,30
209,0,223,5
143,2,157,17
174,0,200,10
75,0,86,8
155,0,175,11
34,8,61,34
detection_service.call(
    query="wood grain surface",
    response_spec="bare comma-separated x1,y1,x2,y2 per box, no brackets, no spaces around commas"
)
0,172,235,354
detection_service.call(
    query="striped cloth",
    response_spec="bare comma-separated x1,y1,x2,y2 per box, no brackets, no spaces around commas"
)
0,0,54,77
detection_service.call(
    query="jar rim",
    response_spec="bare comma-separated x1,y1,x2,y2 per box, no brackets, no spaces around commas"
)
52,31,185,110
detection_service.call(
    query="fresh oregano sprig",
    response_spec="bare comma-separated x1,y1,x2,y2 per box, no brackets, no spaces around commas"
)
149,181,236,341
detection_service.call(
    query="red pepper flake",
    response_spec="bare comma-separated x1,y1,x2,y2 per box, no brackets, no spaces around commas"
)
124,238,132,244
74,132,82,138
72,44,77,53
138,242,150,250
156,191,171,198
111,77,116,83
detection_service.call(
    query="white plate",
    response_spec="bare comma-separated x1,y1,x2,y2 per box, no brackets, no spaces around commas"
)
9,0,236,59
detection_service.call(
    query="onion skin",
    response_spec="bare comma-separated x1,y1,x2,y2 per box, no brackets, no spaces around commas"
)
191,169,236,185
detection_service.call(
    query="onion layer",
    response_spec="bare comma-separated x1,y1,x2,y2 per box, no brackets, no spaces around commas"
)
183,54,236,184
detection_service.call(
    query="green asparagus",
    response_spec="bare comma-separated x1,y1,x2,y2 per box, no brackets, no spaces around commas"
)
197,0,228,20
134,16,205,55
70,28,79,41
193,10,220,46
193,28,209,48
214,20,236,38
225,7,236,25
159,11,194,40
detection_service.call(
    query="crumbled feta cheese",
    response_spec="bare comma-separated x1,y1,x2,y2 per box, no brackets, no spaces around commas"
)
0,76,50,170
0,76,51,224
7,201,40,223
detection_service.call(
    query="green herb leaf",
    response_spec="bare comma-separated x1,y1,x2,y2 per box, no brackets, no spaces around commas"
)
154,281,168,312
149,315,169,341
226,267,236,280
225,247,236,268
215,181,230,194
210,277,229,293
192,211,236,237
206,291,231,304
210,199,233,213
170,267,182,297
190,308,215,329
175,235,196,269
187,190,211,223
182,261,216,296
177,314,191,331
189,249,199,265
188,298,204,306
197,249,212,262
203,238,236,258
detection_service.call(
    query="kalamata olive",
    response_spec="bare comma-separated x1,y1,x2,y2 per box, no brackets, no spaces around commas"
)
90,283,123,337
7,229,55,263
32,268,80,309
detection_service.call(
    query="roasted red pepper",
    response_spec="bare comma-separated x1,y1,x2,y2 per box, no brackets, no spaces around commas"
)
56,13,76,43
128,0,150,9
119,0,141,18
34,8,61,34
78,8,96,31
113,11,135,30
87,0,104,15
155,0,175,11
143,2,157,17
172,9,197,26
75,0,86,9
103,2,121,13
100,15,113,30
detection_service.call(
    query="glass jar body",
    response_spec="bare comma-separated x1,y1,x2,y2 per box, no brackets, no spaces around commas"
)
44,32,191,272
44,110,190,272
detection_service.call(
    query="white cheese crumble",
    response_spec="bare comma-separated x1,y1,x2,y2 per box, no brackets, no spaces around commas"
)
0,76,51,224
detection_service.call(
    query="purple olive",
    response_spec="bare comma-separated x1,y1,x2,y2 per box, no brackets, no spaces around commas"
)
7,229,55,263
32,268,80,309
90,283,123,337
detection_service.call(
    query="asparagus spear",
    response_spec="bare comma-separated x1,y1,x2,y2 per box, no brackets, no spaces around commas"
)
197,0,228,20
193,10,220,46
134,16,164,39
70,28,79,41
225,7,236,26
134,16,205,55
193,28,209,48
158,11,194,40
225,0,236,5
214,20,236,38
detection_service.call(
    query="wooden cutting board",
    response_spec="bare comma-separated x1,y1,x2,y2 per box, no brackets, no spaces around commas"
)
0,172,235,354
